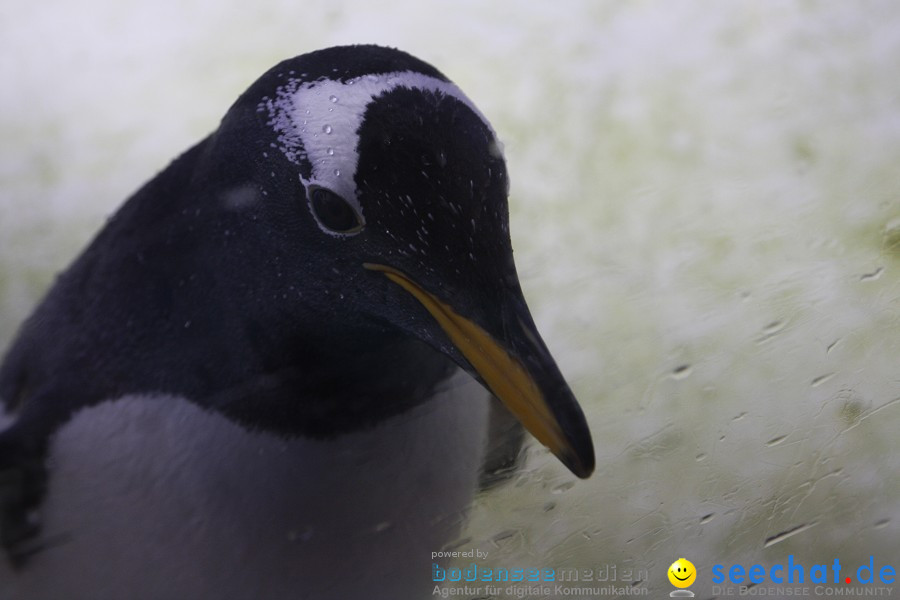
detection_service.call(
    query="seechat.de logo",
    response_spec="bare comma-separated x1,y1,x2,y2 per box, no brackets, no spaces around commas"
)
711,555,895,586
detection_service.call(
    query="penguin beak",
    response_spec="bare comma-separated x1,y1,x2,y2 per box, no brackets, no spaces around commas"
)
364,263,595,479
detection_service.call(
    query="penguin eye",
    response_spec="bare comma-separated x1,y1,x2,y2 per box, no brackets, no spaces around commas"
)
307,187,364,235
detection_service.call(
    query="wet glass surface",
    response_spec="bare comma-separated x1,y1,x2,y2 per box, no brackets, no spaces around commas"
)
2,2,899,598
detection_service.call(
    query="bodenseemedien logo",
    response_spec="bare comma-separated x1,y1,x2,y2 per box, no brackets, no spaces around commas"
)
668,558,697,597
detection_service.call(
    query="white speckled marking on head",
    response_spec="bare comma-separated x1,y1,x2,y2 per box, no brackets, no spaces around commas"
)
264,71,498,236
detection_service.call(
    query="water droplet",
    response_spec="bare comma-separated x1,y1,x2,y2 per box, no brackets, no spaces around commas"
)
373,521,391,533
860,266,884,281
811,373,834,387
323,124,332,134
766,435,788,447
695,453,707,462
366,74,380,82
764,522,818,548
671,364,692,380
183,320,192,329
326,148,334,156
757,319,787,343
329,94,338,103
763,320,784,334
491,530,516,546
874,518,890,529
551,481,575,494
333,169,341,177
700,513,715,524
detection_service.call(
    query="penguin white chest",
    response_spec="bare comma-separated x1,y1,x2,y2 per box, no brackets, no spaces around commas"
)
2,372,489,600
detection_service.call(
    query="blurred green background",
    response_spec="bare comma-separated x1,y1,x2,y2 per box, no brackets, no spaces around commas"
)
2,1,899,597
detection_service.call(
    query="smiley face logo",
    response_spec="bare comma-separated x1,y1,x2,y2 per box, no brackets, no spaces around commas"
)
668,558,697,588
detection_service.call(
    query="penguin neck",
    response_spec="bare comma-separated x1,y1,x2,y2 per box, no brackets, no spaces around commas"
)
203,320,460,438
1,261,458,442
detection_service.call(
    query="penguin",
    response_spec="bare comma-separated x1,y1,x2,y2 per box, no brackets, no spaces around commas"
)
0,45,594,600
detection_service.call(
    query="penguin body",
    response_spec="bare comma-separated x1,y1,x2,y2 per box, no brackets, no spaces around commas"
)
1,377,488,599
0,45,593,599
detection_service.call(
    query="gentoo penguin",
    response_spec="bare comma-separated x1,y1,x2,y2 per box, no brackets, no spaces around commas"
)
0,45,594,599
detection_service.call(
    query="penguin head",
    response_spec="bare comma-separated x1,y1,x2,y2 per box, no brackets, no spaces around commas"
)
197,46,593,477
